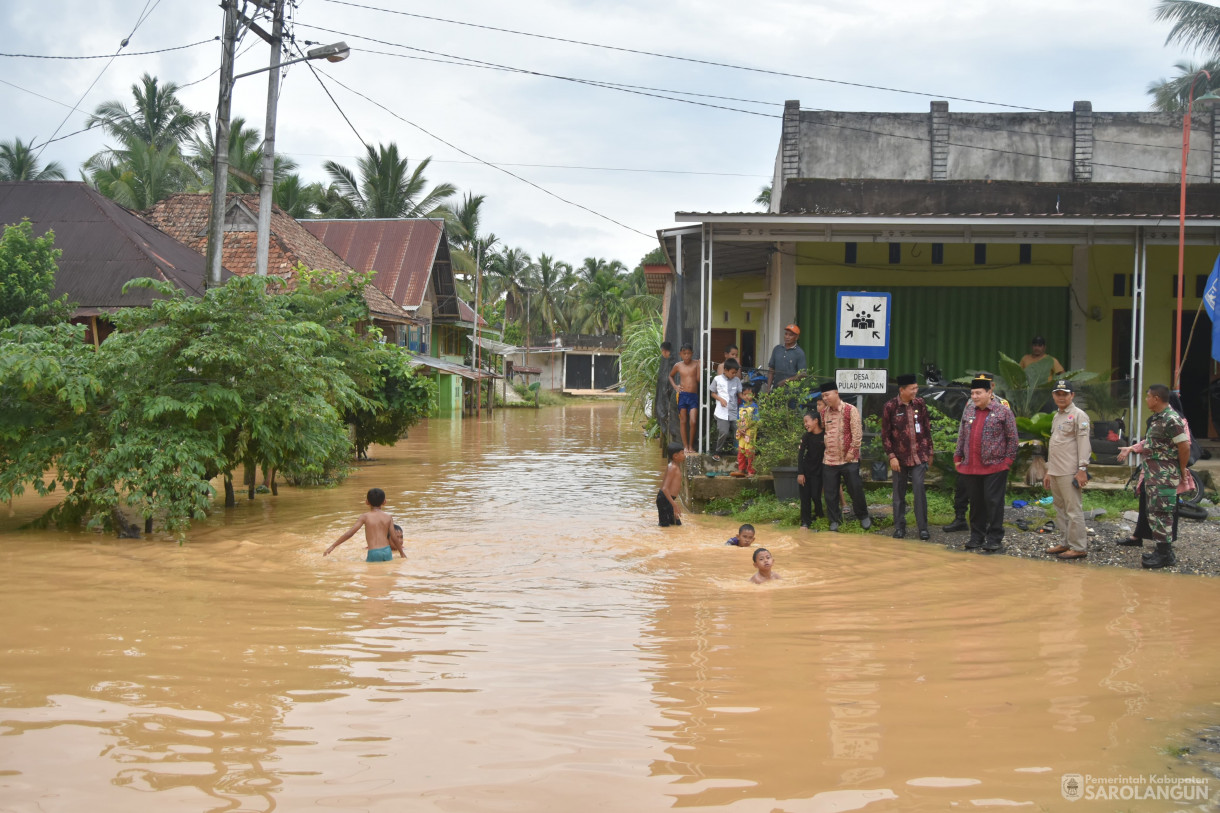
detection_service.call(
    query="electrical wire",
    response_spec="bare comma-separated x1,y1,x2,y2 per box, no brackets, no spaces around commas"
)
33,0,165,161
297,22,1212,181
0,38,217,60
315,0,1045,111
307,63,655,239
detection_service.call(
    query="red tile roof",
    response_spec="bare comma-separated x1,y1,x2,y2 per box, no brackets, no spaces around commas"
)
643,263,672,296
0,181,216,315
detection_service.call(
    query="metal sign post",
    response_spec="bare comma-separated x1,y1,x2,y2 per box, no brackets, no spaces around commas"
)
835,291,893,411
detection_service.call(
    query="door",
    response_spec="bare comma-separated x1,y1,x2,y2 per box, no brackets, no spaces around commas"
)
566,354,592,389
710,328,736,365
593,355,620,390
739,330,757,369
1176,311,1213,438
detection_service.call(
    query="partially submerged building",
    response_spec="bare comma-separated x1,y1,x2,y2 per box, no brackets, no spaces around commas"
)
659,101,1220,439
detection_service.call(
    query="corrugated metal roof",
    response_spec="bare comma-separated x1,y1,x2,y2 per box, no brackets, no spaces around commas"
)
303,219,448,309
404,351,500,380
0,181,217,313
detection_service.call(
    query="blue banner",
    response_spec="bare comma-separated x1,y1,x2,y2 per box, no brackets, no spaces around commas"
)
1207,254,1220,361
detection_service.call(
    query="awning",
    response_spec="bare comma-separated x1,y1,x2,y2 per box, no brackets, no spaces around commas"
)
405,352,501,380
467,333,521,355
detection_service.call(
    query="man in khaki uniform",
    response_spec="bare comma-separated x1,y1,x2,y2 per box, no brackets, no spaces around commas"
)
1042,379,1092,559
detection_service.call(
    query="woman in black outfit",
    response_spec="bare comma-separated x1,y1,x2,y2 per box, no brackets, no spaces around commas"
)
797,411,825,528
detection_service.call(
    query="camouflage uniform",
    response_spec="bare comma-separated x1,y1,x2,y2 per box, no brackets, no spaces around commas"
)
1140,406,1190,542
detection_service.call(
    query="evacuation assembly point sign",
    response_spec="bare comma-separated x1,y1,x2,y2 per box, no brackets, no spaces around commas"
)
835,291,891,360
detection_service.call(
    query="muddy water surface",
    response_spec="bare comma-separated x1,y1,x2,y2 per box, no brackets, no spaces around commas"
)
2,403,1219,812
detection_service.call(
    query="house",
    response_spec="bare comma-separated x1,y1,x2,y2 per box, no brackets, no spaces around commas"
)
301,218,494,418
659,100,1220,441
509,333,620,394
142,193,417,342
0,181,217,343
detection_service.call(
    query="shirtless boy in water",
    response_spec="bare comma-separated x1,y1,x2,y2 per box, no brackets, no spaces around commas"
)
668,343,701,453
749,548,780,583
324,488,402,562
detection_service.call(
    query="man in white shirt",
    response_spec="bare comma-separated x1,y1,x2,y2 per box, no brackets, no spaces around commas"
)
710,359,743,461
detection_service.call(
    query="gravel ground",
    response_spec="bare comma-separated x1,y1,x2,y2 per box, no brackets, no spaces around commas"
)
865,502,1220,577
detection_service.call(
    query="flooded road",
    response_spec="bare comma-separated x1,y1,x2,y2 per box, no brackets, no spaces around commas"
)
2,403,1219,811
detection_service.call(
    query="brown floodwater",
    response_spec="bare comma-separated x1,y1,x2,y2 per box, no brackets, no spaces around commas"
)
2,403,1219,812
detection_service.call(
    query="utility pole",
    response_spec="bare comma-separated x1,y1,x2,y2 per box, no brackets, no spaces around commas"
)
475,246,483,418
205,0,239,289
255,0,285,277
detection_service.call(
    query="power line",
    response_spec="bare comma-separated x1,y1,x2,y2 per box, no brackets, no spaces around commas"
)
297,23,1212,181
33,0,166,161
0,38,216,60
307,64,655,240
315,0,1045,111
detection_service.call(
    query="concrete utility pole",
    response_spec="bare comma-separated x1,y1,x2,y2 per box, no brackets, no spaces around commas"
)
205,0,239,289
255,0,285,278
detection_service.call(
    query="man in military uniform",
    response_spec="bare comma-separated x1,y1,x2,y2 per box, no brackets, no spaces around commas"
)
1042,379,1092,560
1117,384,1195,569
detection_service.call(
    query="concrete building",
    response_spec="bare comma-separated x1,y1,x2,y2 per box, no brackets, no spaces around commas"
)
659,101,1220,443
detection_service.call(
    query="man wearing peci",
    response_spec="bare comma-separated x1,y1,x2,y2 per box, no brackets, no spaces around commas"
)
1042,379,1092,560
954,375,1019,553
881,373,933,540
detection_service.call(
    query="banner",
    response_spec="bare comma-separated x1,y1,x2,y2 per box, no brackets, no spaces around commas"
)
1207,254,1220,362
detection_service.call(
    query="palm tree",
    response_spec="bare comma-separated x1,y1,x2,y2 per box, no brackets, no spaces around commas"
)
188,116,298,192
447,192,486,277
274,176,323,219
532,253,575,336
1148,58,1220,111
84,135,197,210
324,143,456,219
755,184,772,209
0,138,66,181
1155,1,1220,55
86,73,207,152
486,246,533,324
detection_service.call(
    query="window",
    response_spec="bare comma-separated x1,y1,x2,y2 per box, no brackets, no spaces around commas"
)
931,243,944,264
1019,244,1032,264
889,243,901,264
845,243,857,264
974,244,986,264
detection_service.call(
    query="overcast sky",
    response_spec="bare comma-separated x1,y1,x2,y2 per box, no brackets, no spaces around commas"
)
0,0,1201,266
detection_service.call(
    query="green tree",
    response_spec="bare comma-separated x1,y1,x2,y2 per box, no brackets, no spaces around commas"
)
1147,58,1220,110
619,313,662,422
755,184,772,209
274,176,324,219
486,246,533,324
1155,1,1220,55
0,138,66,181
84,135,197,210
447,191,487,277
0,220,72,328
188,116,298,193
573,268,625,335
324,143,456,219
86,73,208,151
532,253,575,335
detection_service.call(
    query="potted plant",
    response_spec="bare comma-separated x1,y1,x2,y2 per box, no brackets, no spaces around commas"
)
753,373,818,501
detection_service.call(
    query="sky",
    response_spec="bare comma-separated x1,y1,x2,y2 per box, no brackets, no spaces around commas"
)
0,0,1203,266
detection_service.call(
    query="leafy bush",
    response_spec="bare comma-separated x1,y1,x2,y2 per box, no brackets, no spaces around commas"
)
753,373,818,473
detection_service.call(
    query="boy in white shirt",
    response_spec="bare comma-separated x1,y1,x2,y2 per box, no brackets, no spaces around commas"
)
710,359,743,461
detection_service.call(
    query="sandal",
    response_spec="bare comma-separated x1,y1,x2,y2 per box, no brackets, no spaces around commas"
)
1117,536,1143,546
1035,521,1057,534
1015,519,1030,531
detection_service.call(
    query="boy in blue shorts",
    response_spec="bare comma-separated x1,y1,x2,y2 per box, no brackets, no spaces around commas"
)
324,488,402,562
668,342,701,453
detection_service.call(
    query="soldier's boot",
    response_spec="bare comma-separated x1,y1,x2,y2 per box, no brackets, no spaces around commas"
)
1141,542,1176,570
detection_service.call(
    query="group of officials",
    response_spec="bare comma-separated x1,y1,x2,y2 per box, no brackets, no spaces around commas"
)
874,374,1193,568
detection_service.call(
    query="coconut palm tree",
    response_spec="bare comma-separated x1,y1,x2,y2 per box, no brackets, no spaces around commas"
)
532,253,575,336
573,269,626,335
1155,1,1220,55
84,135,197,210
274,176,323,219
447,192,486,277
187,117,298,193
0,138,66,181
486,246,533,324
755,184,772,209
1148,58,1220,111
86,73,207,152
324,143,456,219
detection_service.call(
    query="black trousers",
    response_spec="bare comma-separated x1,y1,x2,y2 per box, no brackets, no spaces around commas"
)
892,461,928,533
656,490,681,527
799,468,824,526
953,475,969,520
1132,483,1180,543
823,462,868,524
962,471,1007,544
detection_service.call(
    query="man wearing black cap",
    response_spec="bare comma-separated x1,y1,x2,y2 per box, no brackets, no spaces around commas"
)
1019,336,1065,378
881,373,932,540
1042,379,1092,559
954,376,1019,552
817,381,871,531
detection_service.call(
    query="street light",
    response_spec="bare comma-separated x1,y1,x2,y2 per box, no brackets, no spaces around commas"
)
204,0,350,287
1174,72,1220,392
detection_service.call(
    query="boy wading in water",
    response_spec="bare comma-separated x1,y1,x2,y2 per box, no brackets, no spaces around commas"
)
668,343,701,453
750,548,780,583
658,442,686,527
324,488,404,561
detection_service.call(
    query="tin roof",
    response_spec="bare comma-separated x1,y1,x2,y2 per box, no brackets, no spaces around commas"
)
643,263,672,295
0,181,216,314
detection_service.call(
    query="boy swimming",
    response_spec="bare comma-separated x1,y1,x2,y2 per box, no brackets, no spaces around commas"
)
324,488,403,562
725,524,756,546
658,442,686,527
749,547,780,583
